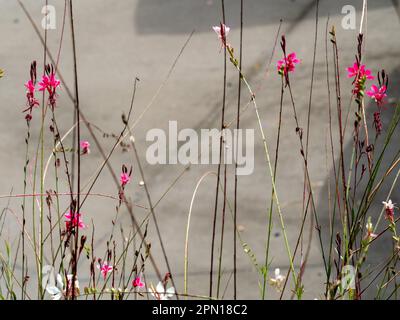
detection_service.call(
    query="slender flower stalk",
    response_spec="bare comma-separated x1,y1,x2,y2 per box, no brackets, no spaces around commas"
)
214,29,298,292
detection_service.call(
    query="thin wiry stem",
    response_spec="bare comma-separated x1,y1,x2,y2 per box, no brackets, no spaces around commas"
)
262,75,284,300
298,0,319,289
228,50,298,291
210,0,227,299
324,16,340,298
39,0,49,298
233,0,243,300
128,129,179,300
185,172,217,298
17,1,192,281
21,117,31,300
69,0,81,300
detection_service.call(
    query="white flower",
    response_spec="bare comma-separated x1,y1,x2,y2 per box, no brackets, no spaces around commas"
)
269,268,285,292
42,265,63,300
42,265,80,300
212,24,230,40
46,274,64,300
383,200,394,210
149,281,175,300
366,217,378,239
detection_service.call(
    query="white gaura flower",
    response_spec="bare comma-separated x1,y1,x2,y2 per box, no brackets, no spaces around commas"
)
366,217,378,239
46,273,64,300
382,199,394,210
42,265,80,300
42,265,63,300
212,24,230,40
269,268,285,292
149,281,175,300
383,199,395,223
212,23,230,49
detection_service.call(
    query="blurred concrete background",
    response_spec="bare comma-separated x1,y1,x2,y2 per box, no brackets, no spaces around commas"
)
0,0,400,299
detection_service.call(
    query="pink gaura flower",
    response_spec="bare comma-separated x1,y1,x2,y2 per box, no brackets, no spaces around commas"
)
119,165,132,202
120,172,130,187
277,52,300,76
347,62,374,80
120,165,132,187
24,80,36,95
80,140,90,155
347,61,374,96
212,23,230,49
132,275,145,288
38,73,61,94
97,262,113,279
23,80,39,114
383,200,395,223
64,211,85,230
23,61,40,118
366,85,387,107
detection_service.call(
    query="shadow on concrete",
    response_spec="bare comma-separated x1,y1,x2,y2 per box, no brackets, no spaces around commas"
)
134,0,395,35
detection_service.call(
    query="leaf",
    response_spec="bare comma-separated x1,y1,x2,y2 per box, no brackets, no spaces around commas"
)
4,241,11,260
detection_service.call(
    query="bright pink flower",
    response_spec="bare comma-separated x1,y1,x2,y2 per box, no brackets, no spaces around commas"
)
23,80,39,114
97,262,113,279
38,73,61,93
64,211,85,230
346,62,359,78
120,172,130,187
133,276,145,288
24,80,35,95
347,62,374,80
347,62,374,96
80,140,90,155
366,85,387,107
277,52,300,76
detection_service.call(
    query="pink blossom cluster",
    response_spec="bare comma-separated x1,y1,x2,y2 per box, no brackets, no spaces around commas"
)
39,70,61,107
347,62,388,107
97,261,113,280
133,275,145,288
277,52,300,76
23,62,39,121
347,61,375,97
23,62,61,120
366,84,387,107
64,211,86,231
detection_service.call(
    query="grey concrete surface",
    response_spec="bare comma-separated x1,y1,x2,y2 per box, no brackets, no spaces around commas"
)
0,0,400,299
